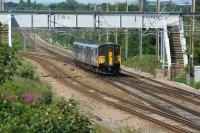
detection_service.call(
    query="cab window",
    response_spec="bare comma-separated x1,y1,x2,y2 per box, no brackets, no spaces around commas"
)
99,47,105,56
114,46,120,56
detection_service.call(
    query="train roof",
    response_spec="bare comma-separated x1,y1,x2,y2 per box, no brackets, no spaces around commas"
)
74,41,116,48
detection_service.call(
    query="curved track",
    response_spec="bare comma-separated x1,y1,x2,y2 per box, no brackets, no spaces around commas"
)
24,54,198,133
23,35,200,133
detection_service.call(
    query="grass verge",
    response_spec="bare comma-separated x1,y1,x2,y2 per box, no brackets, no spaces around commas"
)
123,55,162,75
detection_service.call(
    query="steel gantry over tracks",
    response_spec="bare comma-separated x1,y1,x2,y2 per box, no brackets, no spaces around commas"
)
0,11,198,28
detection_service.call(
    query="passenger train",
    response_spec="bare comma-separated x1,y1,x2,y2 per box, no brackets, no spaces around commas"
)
73,41,121,74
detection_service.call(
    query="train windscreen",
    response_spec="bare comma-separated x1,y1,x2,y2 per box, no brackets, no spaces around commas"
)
114,46,120,56
99,47,105,56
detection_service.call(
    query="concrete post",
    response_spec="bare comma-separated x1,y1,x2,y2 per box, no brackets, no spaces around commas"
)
82,32,85,39
106,3,109,42
115,28,118,44
0,0,4,11
98,30,101,41
156,0,160,60
139,28,143,59
8,15,12,47
106,30,109,41
139,0,144,59
189,0,196,77
125,29,128,60
115,2,118,12
126,0,128,12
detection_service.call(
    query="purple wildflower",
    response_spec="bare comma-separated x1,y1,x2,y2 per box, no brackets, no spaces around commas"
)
22,92,41,104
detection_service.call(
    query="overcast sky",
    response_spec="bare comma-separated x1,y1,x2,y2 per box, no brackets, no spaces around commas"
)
4,0,191,4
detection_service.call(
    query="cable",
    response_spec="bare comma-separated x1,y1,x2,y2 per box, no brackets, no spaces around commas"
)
49,20,75,33
96,10,116,28
142,0,173,36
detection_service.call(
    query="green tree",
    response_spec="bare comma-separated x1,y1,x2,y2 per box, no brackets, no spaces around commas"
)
128,4,139,11
197,0,200,12
66,0,78,10
49,0,79,10
197,0,200,6
143,0,148,11
0,98,94,133
118,3,126,11
19,0,24,9
27,0,31,7
0,45,18,84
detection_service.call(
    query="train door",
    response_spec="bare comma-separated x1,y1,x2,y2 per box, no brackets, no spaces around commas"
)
114,46,121,64
107,46,113,66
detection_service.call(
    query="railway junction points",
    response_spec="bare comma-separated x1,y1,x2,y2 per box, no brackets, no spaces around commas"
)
19,34,200,133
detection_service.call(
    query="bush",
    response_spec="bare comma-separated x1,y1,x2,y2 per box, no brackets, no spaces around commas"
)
0,45,19,84
41,89,53,104
94,124,114,133
17,62,38,80
173,74,200,90
173,74,186,84
119,126,141,133
0,98,94,133
0,76,52,103
123,55,162,75
12,30,34,52
195,82,200,90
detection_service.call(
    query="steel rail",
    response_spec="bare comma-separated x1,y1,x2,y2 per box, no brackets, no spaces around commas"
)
24,54,195,133
122,70,200,101
109,77,200,119
24,51,200,131
25,35,200,132
100,77,200,129
119,76,200,106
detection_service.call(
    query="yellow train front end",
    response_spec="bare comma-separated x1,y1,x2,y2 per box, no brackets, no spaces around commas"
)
98,44,121,74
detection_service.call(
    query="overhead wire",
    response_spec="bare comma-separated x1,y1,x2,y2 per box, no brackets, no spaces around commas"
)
142,0,173,36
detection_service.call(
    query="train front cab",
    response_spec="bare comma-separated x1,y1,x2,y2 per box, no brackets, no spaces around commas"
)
98,44,121,73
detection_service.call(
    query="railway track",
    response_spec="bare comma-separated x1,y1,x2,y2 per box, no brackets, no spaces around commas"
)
23,52,200,131
121,70,200,102
103,77,200,123
24,54,199,133
34,35,200,100
25,35,200,132
118,76,200,107
33,35,200,107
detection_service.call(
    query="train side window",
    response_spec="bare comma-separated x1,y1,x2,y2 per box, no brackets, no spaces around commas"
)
95,48,97,55
114,46,120,56
99,47,105,56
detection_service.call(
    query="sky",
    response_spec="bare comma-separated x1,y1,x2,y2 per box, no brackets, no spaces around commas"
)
4,0,191,4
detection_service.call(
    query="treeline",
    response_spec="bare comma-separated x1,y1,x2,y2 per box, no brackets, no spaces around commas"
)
197,1,200,12
5,0,199,13
5,0,138,11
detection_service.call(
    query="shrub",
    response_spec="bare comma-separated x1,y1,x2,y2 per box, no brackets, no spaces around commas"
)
123,55,162,75
0,45,19,84
120,126,141,133
94,124,114,133
0,76,53,103
173,74,186,84
195,82,200,90
41,89,53,104
0,97,94,133
17,62,38,80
